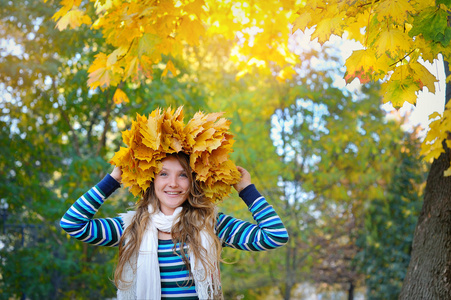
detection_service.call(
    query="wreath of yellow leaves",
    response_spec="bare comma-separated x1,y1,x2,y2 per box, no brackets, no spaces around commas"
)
110,106,241,202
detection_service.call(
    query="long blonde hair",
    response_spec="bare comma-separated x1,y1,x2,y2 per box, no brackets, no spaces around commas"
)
114,152,223,288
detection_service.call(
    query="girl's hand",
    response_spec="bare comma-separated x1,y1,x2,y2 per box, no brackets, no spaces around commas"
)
110,166,122,183
233,166,252,193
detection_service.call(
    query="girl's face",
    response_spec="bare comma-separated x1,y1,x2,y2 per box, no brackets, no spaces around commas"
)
154,156,190,215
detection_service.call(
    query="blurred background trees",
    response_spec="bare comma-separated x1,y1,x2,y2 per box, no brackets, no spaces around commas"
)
0,0,431,299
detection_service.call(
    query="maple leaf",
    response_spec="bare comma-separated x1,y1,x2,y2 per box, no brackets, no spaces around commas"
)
409,61,437,93
344,12,368,42
55,9,91,31
87,53,121,90
177,16,205,45
375,0,414,23
381,78,420,107
113,88,130,105
409,6,450,46
292,11,312,33
183,0,207,19
429,112,442,120
107,47,128,66
344,49,377,84
109,146,130,166
161,60,178,78
374,28,411,57
124,57,139,80
312,12,346,44
138,33,160,58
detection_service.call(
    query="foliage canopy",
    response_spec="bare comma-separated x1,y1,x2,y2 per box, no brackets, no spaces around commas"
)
50,0,451,174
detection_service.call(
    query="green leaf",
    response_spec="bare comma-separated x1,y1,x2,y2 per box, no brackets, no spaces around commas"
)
409,7,449,45
436,0,451,5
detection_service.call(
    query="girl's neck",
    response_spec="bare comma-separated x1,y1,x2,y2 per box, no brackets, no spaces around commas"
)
158,230,172,240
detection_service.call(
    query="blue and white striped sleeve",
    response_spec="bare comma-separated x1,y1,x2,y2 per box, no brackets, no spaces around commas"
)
60,174,124,247
216,184,289,251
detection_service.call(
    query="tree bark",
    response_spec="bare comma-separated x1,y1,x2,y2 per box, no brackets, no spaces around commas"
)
399,58,451,299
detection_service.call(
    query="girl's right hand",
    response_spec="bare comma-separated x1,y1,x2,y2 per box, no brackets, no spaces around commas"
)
110,166,122,183
233,166,252,193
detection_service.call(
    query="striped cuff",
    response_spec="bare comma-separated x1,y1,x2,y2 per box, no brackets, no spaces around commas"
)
239,184,262,207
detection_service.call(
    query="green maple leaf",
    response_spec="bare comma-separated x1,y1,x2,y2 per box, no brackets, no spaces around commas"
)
435,27,451,46
436,0,451,5
409,7,450,46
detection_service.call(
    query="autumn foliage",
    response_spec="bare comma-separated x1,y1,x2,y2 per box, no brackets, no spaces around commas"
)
49,0,451,174
110,106,240,201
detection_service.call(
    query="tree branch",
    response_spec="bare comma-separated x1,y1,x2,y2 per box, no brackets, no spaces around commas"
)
444,58,450,106
52,78,81,157
389,49,416,67
96,89,112,156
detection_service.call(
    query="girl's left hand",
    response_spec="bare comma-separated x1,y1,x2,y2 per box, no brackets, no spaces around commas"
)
110,166,122,183
233,166,252,193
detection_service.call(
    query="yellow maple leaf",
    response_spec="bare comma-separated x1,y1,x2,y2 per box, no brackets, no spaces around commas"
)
413,37,437,64
177,16,205,45
192,128,215,152
374,28,411,57
210,147,231,165
292,11,312,33
124,57,139,81
109,146,130,166
444,166,451,177
344,49,377,84
113,88,130,105
420,102,451,166
375,0,414,23
55,9,92,31
312,12,346,44
381,78,419,107
428,111,442,120
107,47,128,67
409,61,437,93
161,60,178,78
421,146,444,162
147,110,163,149
183,0,207,19
87,53,121,90
344,13,368,42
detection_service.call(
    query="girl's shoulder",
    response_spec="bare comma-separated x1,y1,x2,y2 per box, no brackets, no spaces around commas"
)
118,210,136,229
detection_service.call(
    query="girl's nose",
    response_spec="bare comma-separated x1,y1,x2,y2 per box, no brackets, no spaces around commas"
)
168,175,178,187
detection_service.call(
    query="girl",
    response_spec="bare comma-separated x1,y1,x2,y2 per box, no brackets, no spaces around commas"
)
61,113,289,300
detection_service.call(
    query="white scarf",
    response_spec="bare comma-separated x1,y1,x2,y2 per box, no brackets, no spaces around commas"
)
117,206,222,300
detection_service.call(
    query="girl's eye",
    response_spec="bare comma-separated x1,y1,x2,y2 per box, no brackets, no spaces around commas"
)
180,173,188,178
159,172,167,176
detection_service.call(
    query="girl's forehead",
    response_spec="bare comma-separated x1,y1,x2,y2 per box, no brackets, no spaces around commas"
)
161,156,185,170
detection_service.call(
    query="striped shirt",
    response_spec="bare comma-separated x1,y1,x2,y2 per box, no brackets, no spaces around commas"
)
60,175,289,299
158,240,197,299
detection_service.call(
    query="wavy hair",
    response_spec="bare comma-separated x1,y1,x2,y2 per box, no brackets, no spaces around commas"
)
114,152,223,291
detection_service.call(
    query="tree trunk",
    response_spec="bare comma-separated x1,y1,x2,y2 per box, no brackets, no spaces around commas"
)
283,282,294,300
283,244,296,300
399,59,451,299
348,281,354,300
